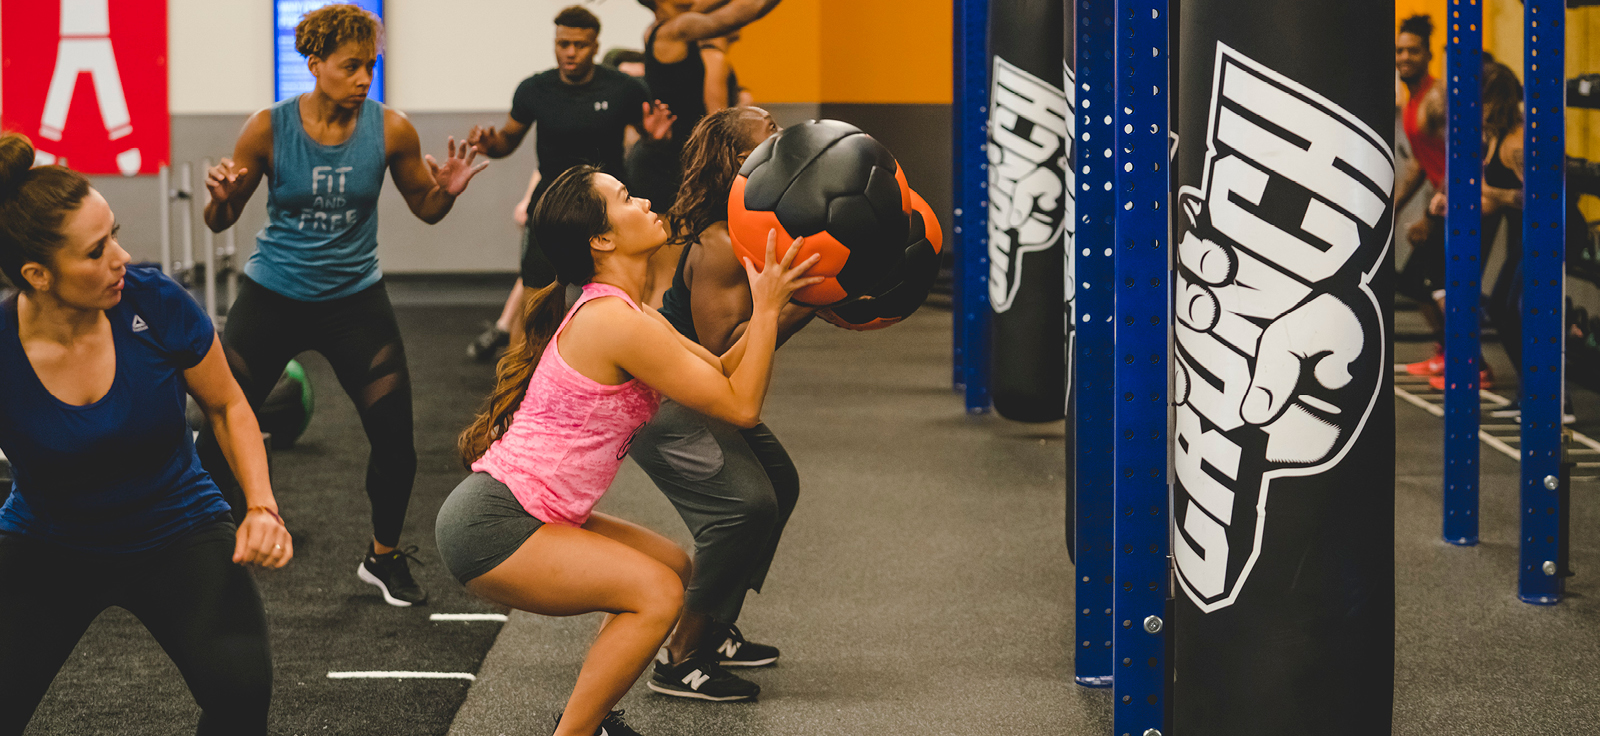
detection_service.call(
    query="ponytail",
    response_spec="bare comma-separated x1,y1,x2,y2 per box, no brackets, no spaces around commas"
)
457,282,569,468
457,164,610,468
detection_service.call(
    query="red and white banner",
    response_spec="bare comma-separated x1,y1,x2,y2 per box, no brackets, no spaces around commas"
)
2,0,168,176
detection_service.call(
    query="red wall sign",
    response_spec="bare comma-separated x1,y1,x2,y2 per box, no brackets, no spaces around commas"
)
2,0,168,176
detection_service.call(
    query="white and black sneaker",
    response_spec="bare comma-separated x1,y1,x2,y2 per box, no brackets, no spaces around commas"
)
647,654,760,701
704,623,779,668
551,709,644,736
358,544,428,606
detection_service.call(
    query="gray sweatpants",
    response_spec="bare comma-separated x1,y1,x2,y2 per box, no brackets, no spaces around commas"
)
628,400,799,624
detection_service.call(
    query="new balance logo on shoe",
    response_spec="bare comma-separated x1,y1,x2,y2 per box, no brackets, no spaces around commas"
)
683,670,710,690
717,639,741,659
131,315,148,332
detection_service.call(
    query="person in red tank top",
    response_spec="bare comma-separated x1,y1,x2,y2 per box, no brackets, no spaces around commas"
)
1393,15,1466,379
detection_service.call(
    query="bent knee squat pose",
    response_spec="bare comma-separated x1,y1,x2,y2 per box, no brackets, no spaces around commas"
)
437,165,818,736
0,133,292,736
199,4,486,606
631,107,813,702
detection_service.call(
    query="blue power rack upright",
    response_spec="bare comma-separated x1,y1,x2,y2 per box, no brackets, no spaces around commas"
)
1443,0,1484,546
1113,0,1170,731
1519,0,1566,604
953,0,992,413
1073,0,1115,689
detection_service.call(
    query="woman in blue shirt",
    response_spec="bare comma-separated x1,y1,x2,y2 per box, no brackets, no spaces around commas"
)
0,133,291,735
200,4,487,606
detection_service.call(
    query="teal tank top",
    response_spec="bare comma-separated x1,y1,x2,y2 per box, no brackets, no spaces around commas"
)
249,96,387,301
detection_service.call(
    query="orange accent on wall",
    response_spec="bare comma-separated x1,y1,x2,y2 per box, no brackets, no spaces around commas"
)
731,0,822,104
730,0,952,104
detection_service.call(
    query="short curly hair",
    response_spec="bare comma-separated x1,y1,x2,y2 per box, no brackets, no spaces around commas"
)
295,4,384,60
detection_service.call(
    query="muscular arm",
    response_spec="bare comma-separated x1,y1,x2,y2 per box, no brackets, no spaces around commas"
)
1394,160,1428,213
701,40,732,114
654,0,783,61
688,230,815,355
204,110,272,232
573,300,778,428
386,109,460,224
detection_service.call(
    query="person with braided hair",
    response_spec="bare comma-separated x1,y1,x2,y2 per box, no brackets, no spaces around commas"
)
0,132,291,736
199,3,488,607
627,107,804,702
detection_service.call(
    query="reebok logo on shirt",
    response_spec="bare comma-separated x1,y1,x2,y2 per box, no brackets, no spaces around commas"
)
131,315,149,332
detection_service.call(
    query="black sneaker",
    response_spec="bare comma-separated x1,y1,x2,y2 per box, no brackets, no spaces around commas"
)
551,709,644,736
703,623,779,668
647,655,759,701
358,544,428,607
466,321,511,362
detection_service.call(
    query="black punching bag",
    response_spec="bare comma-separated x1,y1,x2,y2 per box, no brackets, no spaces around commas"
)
987,0,1067,422
1170,2,1395,734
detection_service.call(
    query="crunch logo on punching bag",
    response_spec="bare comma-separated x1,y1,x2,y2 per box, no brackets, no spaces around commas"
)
987,56,1069,314
1171,45,1393,612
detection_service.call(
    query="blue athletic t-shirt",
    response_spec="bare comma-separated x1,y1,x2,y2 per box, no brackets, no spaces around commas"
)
0,265,233,553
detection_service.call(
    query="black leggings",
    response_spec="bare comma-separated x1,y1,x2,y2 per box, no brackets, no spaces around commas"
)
0,521,272,736
197,276,417,547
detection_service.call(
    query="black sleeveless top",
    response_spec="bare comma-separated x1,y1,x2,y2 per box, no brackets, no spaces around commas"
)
659,243,698,342
645,24,709,145
1486,135,1521,191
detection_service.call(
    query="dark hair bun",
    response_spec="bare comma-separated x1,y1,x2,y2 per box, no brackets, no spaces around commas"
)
1400,14,1434,41
0,132,36,198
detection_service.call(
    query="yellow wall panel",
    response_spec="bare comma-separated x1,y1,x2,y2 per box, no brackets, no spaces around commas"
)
732,0,823,104
731,0,951,104
820,0,953,104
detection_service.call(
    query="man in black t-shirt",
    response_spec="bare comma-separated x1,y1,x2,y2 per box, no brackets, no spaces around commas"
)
464,5,673,360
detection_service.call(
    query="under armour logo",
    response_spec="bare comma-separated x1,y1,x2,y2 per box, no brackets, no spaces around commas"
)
683,669,710,690
717,638,741,659
595,100,609,111
131,315,148,332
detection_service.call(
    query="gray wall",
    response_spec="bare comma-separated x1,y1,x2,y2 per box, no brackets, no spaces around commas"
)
90,104,951,274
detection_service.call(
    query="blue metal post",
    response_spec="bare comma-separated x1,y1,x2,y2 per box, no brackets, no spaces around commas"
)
1113,0,1169,730
1073,0,1115,689
1443,0,1484,546
955,0,992,413
951,0,968,391
1519,0,1566,604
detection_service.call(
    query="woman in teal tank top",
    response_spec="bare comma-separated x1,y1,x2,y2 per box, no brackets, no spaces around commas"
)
198,5,487,607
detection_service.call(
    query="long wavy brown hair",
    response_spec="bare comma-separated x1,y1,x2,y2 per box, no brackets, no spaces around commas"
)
457,166,608,468
1482,60,1524,143
667,107,773,246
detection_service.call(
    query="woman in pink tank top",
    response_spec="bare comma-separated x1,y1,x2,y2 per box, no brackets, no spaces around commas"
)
435,165,820,736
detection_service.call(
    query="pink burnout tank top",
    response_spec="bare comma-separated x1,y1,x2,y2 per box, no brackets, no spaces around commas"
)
472,283,661,526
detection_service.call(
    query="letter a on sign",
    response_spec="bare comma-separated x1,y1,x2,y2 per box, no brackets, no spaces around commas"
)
1,0,169,176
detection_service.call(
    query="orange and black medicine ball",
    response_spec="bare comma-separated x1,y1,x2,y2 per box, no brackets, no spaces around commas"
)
728,120,942,327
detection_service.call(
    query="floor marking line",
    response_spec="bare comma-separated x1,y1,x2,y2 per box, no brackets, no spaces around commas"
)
1394,386,1520,461
327,671,477,681
429,613,509,622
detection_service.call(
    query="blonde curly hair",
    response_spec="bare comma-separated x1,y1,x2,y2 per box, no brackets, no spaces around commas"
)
295,4,384,60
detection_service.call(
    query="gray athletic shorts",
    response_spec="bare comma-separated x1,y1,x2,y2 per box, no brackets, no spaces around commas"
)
435,472,544,585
